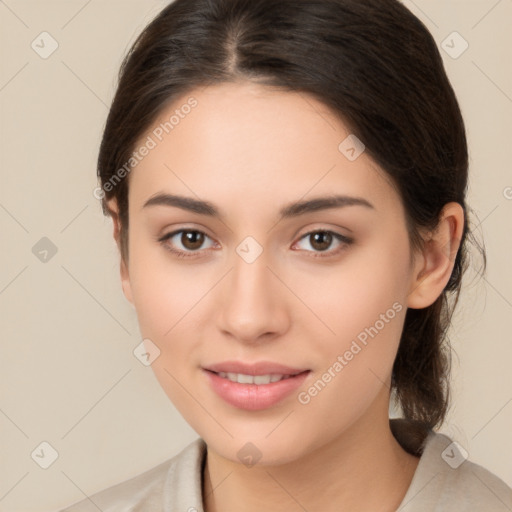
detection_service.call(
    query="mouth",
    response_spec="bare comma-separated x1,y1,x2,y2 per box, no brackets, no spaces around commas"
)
202,362,311,410
203,360,310,377
208,371,302,385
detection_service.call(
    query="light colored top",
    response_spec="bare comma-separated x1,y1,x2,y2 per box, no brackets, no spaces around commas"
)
59,422,512,511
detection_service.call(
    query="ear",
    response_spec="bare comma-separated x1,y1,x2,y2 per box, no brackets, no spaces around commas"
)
106,198,134,305
407,202,464,309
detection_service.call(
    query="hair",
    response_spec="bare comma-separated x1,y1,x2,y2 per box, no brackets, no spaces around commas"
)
97,0,485,453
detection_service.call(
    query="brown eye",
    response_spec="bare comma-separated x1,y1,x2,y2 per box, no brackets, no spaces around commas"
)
158,229,216,258
309,231,333,251
294,230,353,258
180,230,205,250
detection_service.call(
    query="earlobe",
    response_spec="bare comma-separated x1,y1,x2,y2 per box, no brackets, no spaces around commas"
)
106,198,134,305
407,202,464,309
106,198,122,247
120,256,134,305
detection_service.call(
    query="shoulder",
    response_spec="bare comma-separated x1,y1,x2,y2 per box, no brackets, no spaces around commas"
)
397,428,512,512
57,437,206,512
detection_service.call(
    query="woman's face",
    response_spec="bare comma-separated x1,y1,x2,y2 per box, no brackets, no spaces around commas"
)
117,81,421,465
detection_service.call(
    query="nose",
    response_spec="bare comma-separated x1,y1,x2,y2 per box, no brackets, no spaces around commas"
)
216,251,290,344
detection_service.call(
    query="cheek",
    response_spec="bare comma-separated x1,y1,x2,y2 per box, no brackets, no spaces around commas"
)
293,234,410,341
294,278,407,438
291,232,410,396
126,239,215,406
127,250,205,407
127,230,204,336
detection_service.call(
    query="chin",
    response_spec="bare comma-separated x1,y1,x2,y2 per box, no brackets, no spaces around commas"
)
202,427,317,467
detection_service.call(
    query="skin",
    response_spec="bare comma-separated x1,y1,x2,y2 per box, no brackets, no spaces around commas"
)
107,80,464,511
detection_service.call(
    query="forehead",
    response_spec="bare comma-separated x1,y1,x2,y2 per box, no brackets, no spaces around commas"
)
127,81,401,220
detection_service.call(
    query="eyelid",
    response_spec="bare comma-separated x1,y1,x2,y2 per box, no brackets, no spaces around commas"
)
156,228,217,259
157,226,353,259
296,226,352,242
292,229,353,258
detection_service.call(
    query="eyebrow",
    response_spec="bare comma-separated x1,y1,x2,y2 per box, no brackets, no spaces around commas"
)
142,193,375,220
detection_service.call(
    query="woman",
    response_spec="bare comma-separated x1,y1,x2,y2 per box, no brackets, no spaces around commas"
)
60,0,512,510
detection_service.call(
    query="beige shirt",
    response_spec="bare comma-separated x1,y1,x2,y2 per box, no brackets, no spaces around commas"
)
59,424,512,511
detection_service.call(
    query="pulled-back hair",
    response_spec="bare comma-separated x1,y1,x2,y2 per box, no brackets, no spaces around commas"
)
96,0,485,450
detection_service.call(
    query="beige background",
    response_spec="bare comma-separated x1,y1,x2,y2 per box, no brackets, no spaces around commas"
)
0,0,511,510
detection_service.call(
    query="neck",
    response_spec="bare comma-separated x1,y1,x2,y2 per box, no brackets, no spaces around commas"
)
202,392,420,512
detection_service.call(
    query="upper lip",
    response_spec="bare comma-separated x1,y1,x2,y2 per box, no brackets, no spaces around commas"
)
203,360,310,376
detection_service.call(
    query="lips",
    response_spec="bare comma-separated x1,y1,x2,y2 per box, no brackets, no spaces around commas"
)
202,360,311,410
203,360,309,376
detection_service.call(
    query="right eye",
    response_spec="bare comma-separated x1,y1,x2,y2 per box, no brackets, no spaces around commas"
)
158,229,217,258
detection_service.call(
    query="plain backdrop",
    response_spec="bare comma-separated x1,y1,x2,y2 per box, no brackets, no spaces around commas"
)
0,0,511,510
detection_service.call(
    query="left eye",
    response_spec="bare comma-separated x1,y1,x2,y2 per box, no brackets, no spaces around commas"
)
293,230,352,257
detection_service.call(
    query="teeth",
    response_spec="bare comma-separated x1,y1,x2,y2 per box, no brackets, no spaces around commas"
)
217,372,291,384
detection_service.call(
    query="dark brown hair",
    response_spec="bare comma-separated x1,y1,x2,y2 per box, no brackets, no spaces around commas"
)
97,0,485,450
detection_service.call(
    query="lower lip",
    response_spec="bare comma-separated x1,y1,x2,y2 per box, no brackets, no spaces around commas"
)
203,370,310,411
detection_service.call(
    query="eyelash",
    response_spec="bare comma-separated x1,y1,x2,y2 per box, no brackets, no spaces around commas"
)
157,228,353,260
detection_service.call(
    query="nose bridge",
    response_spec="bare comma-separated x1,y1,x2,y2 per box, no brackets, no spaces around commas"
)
230,231,273,295
218,244,286,341
231,246,274,309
